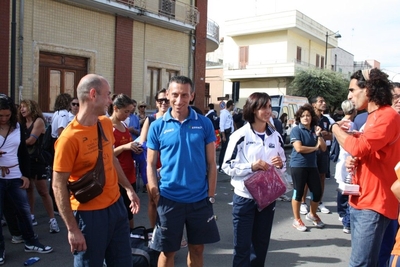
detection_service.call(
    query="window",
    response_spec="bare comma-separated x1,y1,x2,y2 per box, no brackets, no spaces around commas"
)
39,52,87,112
239,46,248,69
159,0,175,18
205,83,210,107
321,56,325,69
316,54,320,68
146,68,161,109
296,47,302,62
166,69,178,81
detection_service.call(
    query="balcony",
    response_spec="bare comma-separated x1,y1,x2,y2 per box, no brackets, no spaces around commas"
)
206,18,219,53
224,59,314,80
58,0,199,32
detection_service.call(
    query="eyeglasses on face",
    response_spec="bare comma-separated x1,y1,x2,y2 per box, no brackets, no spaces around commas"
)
71,103,79,107
139,105,146,108
156,98,170,104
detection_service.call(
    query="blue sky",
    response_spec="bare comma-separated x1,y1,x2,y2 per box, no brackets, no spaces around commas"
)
208,0,400,81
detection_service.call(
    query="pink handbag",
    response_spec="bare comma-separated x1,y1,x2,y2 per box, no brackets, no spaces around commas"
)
244,167,286,211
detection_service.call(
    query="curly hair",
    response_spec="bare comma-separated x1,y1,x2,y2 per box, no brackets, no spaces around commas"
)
243,92,271,124
54,93,72,111
294,104,318,127
18,99,45,125
350,68,393,107
0,94,18,128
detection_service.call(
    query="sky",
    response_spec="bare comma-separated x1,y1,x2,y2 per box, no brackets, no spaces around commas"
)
208,0,400,81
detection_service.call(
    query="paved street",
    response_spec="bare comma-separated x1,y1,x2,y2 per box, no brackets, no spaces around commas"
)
2,147,352,266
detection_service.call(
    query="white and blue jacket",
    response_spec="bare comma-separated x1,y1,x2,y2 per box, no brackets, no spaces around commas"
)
222,122,286,199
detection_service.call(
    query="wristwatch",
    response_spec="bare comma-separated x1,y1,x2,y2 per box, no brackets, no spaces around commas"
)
208,197,215,204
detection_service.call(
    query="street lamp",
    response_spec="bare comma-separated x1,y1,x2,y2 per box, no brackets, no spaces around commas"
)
325,31,341,69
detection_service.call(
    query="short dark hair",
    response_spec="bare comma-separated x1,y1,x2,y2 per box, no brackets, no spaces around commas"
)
350,68,392,107
155,88,167,100
168,76,194,93
294,104,318,127
243,92,271,124
208,103,214,109
226,100,234,109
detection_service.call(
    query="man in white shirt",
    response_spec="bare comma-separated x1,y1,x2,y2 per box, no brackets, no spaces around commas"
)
218,100,234,173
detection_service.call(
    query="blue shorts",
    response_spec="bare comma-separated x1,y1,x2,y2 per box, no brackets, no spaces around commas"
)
149,196,220,252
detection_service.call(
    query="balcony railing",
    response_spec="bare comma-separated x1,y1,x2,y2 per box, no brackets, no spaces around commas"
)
207,18,219,43
114,0,199,27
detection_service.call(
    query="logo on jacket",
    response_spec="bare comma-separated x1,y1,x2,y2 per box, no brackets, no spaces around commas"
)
268,143,276,148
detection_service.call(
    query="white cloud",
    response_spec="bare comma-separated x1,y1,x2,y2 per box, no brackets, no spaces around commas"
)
208,0,400,81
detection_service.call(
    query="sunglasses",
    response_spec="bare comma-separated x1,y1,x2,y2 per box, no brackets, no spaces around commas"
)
71,103,79,107
156,98,170,104
139,105,146,108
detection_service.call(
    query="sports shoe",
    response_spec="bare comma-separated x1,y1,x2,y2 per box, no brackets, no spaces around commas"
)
218,169,224,174
0,249,4,265
343,226,351,234
25,243,53,254
338,216,343,222
292,219,307,232
305,213,325,228
31,218,38,226
300,203,309,215
11,235,24,244
317,202,330,214
180,236,188,249
49,219,60,233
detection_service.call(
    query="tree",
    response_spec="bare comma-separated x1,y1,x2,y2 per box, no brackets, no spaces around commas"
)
288,69,349,113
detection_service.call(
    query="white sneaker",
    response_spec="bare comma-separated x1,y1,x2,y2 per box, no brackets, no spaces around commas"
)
300,203,309,215
292,219,307,232
49,219,60,233
318,203,330,214
11,235,24,244
305,213,325,228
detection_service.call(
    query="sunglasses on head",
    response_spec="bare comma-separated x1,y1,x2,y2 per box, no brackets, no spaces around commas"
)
156,98,169,104
71,103,79,107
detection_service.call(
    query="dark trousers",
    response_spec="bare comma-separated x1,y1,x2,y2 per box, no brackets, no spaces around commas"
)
218,130,231,169
232,194,275,267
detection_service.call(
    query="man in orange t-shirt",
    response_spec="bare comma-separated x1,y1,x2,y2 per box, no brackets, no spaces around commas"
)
52,74,140,266
332,69,400,266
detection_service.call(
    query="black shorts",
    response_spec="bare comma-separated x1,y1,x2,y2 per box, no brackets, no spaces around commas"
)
30,161,48,180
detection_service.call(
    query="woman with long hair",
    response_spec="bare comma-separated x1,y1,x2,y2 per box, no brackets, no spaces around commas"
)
139,88,169,228
18,99,60,232
0,94,52,265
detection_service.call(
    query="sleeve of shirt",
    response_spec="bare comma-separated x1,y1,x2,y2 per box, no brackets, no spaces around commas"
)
343,113,394,157
290,126,301,143
219,110,227,131
146,121,160,151
204,117,216,145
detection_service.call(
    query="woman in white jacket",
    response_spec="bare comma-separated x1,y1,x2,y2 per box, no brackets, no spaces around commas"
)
222,92,286,267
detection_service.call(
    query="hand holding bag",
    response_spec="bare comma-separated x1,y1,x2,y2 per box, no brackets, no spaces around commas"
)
67,121,107,203
244,167,287,211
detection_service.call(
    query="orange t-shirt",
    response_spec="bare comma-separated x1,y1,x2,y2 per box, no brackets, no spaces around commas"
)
343,106,400,219
53,116,120,211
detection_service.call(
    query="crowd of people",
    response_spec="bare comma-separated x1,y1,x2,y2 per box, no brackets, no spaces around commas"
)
1,69,400,267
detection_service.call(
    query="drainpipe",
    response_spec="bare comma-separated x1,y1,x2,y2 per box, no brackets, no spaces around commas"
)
18,0,24,101
10,0,16,101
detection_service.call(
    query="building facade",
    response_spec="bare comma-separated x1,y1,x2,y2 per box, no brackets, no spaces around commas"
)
206,10,342,108
1,0,219,112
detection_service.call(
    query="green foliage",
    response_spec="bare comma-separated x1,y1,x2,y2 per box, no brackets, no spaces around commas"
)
288,69,349,112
